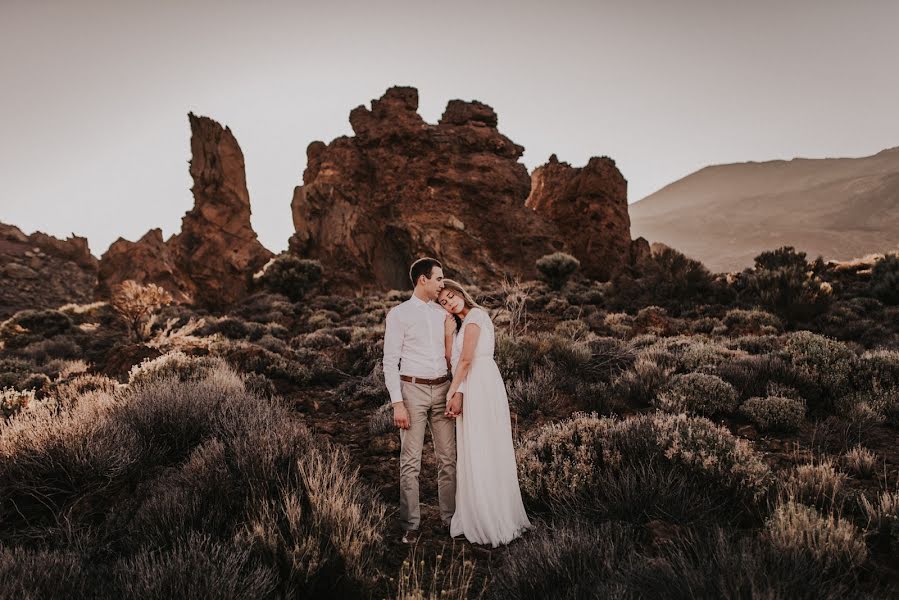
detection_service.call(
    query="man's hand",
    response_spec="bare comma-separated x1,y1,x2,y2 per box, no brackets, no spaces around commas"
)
444,313,456,336
445,392,463,418
393,402,410,429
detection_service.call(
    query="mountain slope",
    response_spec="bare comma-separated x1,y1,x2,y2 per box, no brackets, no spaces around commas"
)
629,147,899,273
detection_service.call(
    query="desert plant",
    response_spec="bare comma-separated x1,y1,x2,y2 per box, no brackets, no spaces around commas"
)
764,501,867,570
841,445,878,477
1,387,35,419
535,252,580,291
487,518,636,600
653,372,740,417
722,307,783,335
744,246,832,322
110,280,174,341
869,252,899,305
505,364,560,417
858,489,899,533
781,331,858,410
780,459,847,511
0,362,386,597
128,351,224,387
516,412,771,523
740,396,807,432
0,309,73,349
394,542,483,600
612,351,675,407
253,254,323,302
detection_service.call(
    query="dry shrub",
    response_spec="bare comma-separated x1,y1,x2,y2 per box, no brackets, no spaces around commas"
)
505,364,561,417
1,387,35,419
115,532,278,599
780,331,858,410
516,412,771,524
841,445,878,478
128,351,224,387
722,308,783,336
368,402,394,436
858,489,899,533
612,351,675,407
780,459,848,512
740,396,807,432
490,519,874,600
653,372,739,417
0,361,386,598
51,373,120,408
765,501,867,571
487,519,635,600
110,280,173,341
393,542,484,600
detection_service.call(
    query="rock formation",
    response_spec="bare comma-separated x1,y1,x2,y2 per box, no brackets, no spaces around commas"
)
290,86,565,291
290,86,644,292
98,112,273,310
526,154,648,280
97,228,195,303
0,223,99,319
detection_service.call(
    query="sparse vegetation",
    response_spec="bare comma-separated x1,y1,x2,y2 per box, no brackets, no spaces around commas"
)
535,252,580,290
110,279,174,340
1,243,898,597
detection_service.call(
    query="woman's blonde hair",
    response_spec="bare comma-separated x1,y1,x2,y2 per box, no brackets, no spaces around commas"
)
440,279,482,332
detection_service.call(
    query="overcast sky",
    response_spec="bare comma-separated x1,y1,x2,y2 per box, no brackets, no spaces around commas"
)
2,0,897,257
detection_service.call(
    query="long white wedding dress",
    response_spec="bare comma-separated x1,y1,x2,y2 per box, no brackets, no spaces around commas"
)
449,306,532,547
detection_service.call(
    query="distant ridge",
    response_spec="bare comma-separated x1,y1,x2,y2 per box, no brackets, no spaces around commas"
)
629,147,899,273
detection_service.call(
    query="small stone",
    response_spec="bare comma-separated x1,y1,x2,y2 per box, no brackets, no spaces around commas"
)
447,216,465,231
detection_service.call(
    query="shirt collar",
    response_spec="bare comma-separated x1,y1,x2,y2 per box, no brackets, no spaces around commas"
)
410,294,429,307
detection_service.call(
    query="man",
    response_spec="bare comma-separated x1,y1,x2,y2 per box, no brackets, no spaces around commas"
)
383,257,457,544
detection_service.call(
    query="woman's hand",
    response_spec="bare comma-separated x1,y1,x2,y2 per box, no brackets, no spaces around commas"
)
445,392,464,418
444,313,456,336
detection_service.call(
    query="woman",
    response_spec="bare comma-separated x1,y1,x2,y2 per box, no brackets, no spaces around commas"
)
437,279,532,547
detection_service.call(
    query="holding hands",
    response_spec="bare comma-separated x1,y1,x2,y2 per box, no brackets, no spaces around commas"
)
445,391,463,418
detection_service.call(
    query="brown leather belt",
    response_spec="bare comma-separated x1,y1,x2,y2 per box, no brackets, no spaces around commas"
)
400,374,450,385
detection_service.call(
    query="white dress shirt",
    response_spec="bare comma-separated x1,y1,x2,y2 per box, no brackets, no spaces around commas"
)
383,293,451,404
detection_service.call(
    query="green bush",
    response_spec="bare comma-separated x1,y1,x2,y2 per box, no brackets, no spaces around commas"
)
869,253,899,305
253,254,323,301
740,396,806,432
653,372,740,417
536,252,580,290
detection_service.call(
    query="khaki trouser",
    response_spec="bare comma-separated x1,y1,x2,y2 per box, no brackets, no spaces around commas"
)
398,379,456,531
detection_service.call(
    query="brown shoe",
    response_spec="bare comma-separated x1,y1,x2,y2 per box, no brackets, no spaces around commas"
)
401,529,419,544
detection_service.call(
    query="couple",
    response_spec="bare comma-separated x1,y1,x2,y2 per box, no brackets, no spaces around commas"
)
382,257,532,547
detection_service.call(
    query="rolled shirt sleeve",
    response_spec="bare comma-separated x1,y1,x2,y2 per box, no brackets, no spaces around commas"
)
383,307,405,404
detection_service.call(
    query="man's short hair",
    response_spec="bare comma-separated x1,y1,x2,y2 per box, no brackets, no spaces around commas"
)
409,257,442,288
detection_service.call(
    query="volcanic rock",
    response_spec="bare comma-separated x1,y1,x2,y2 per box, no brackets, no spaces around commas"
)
290,86,566,291
98,113,273,311
0,223,98,319
98,228,196,303
526,154,641,280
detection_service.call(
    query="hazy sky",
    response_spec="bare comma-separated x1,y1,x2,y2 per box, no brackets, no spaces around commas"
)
2,0,897,256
